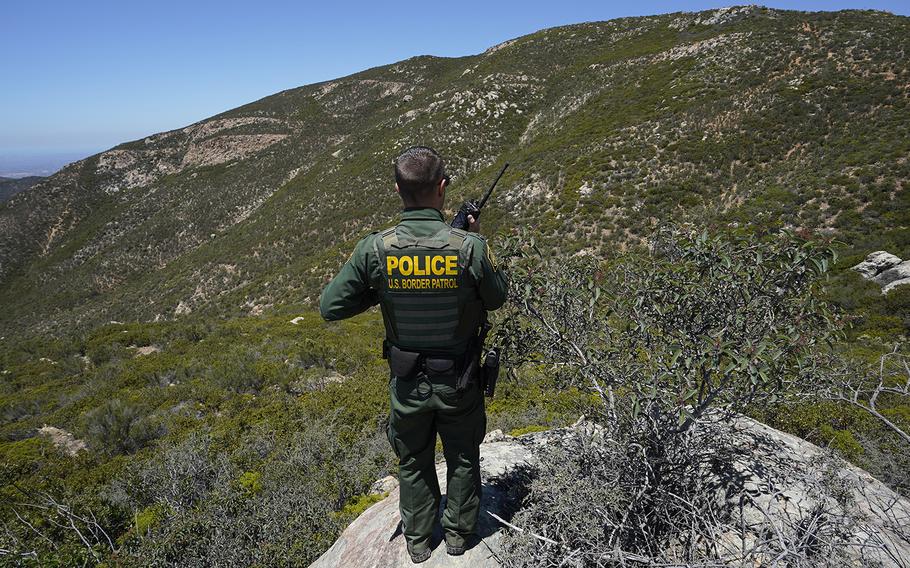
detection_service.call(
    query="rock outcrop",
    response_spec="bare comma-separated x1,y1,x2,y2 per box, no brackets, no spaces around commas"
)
878,261,910,294
310,419,910,567
38,425,87,456
310,430,536,567
725,417,910,566
852,251,910,294
852,251,902,279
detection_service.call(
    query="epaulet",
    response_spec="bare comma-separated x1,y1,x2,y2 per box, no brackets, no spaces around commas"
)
380,227,398,249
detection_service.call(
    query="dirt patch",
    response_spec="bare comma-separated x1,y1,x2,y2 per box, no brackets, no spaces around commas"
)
38,425,87,456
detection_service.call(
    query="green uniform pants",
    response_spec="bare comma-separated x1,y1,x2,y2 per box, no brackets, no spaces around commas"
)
387,370,486,554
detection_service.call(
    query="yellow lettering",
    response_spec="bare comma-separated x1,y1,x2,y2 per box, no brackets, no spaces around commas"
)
387,256,399,275
399,256,412,276
414,256,427,276
431,256,445,275
445,256,457,276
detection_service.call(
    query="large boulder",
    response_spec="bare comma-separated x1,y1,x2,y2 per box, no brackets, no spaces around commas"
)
873,259,910,286
724,417,910,566
851,251,902,279
310,419,910,567
851,252,910,295
874,260,910,296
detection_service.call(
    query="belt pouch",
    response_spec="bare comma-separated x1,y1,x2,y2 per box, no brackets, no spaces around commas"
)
388,345,420,379
424,357,455,377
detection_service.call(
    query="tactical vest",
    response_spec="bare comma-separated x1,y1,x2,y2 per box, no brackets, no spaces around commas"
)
372,225,483,354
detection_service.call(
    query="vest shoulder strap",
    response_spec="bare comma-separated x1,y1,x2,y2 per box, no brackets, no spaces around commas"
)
379,226,467,252
376,225,474,279
447,228,467,250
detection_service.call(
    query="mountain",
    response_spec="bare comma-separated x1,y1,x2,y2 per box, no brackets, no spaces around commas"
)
1,5,908,336
0,176,44,203
2,7,909,565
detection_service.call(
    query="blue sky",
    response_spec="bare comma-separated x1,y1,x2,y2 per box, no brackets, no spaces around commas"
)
2,0,908,165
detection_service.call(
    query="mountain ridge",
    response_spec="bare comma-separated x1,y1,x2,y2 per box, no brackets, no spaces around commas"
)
1,5,908,336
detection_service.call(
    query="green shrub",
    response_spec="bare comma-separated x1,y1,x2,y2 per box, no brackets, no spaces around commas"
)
135,503,167,534
237,471,263,496
83,398,164,455
496,225,847,565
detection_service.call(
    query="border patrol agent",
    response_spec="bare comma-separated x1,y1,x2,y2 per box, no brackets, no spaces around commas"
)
319,146,507,563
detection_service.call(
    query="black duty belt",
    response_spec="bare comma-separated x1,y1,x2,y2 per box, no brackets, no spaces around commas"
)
384,343,463,381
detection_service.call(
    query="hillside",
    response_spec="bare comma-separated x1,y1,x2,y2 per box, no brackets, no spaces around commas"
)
1,5,908,336
2,6,910,565
0,176,43,203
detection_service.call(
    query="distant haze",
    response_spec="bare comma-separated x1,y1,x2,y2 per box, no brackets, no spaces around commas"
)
0,152,95,178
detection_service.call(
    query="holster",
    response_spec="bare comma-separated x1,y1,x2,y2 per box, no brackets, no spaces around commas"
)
455,337,481,393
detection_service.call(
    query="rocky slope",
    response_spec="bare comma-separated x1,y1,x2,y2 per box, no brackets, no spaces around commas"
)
311,418,910,567
0,175,44,203
1,6,908,335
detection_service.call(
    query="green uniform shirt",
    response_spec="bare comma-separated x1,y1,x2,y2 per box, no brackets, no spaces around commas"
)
319,207,507,354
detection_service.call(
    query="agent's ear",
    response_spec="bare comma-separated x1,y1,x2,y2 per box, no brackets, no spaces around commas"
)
395,182,401,195
438,177,447,196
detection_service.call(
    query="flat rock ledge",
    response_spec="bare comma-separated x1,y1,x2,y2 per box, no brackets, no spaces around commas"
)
310,429,543,568
310,419,910,567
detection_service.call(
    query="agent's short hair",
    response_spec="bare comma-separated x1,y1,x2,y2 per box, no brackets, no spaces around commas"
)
394,146,446,201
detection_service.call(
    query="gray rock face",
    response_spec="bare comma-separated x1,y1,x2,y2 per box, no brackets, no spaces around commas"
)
852,252,910,295
883,277,910,294
725,417,910,566
310,419,910,567
873,259,910,285
852,251,902,279
874,260,910,296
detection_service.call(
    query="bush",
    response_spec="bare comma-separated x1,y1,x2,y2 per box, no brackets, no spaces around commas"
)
83,398,164,455
495,226,851,565
499,225,842,427
115,413,394,566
